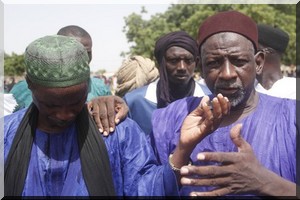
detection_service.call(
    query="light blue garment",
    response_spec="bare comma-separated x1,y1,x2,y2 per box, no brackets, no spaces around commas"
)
87,77,111,101
4,109,179,196
124,85,156,136
9,78,111,112
124,79,211,136
151,93,297,196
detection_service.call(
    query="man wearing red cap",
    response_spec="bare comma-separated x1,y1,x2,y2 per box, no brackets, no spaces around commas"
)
151,10,297,197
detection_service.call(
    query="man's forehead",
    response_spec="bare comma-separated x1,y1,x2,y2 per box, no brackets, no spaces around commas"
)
201,32,254,52
165,46,194,56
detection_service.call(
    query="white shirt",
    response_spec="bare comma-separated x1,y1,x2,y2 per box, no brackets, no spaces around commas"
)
3,93,18,116
255,77,296,99
145,79,211,104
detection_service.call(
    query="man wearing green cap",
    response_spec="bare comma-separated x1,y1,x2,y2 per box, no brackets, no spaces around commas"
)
10,25,111,103
3,35,186,197
8,25,122,135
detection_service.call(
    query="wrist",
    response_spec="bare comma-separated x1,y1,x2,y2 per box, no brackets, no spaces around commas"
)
177,139,197,155
258,168,296,196
168,153,192,172
169,147,193,173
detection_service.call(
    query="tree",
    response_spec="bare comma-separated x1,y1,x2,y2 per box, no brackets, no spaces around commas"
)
296,4,300,67
4,52,25,76
122,4,296,67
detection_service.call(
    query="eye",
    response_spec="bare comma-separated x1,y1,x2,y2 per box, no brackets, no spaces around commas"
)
167,58,180,65
231,59,247,67
206,60,220,68
184,58,195,65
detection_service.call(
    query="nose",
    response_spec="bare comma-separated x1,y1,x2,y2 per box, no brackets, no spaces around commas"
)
219,59,237,80
178,60,187,70
55,107,76,122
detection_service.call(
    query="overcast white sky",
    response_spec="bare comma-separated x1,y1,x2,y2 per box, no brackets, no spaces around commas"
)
2,0,296,73
3,1,173,73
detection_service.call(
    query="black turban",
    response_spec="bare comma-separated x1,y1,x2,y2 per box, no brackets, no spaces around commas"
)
154,31,198,108
154,31,198,64
257,24,289,53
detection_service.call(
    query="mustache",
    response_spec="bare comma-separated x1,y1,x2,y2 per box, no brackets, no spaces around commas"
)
214,80,243,89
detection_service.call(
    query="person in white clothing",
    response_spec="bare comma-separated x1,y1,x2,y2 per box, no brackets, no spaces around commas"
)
3,93,18,116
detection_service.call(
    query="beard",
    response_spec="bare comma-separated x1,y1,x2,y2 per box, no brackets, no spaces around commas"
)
214,80,246,108
226,89,246,108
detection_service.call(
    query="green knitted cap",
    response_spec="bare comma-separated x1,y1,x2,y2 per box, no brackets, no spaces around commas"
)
25,35,90,88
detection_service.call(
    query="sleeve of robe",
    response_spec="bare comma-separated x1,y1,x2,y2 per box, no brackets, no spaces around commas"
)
150,97,202,165
150,94,297,196
4,108,179,197
103,117,180,196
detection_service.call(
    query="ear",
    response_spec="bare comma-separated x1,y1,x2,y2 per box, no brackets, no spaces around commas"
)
254,51,265,75
25,76,33,90
198,58,205,78
195,55,200,66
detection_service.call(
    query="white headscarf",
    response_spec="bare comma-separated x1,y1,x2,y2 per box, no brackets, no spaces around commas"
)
115,56,159,97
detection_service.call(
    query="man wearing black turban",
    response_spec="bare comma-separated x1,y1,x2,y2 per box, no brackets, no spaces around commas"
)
122,31,211,136
154,31,211,108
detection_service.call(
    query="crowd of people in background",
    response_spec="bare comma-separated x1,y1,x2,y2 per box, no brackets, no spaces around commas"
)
3,63,297,95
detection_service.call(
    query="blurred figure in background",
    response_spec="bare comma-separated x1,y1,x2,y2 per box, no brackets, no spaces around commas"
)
255,23,296,99
3,93,18,116
115,55,159,97
57,25,112,100
9,25,111,114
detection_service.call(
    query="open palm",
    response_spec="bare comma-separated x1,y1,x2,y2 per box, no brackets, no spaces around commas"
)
180,94,230,147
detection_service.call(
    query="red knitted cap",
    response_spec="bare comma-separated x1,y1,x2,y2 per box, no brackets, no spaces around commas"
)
197,10,258,51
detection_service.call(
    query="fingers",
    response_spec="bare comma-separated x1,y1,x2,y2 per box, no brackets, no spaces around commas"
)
114,107,127,124
199,95,213,124
230,123,243,148
87,96,128,136
105,99,117,133
114,101,129,124
89,102,104,133
181,175,230,187
196,152,238,164
86,101,93,115
230,124,251,152
98,99,117,136
180,164,231,179
190,187,231,196
180,165,232,196
211,93,230,119
193,95,214,134
216,93,230,115
192,95,210,116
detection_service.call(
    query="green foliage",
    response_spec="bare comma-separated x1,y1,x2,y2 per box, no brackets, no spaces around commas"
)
4,52,25,76
123,4,296,66
296,4,300,66
95,69,106,75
